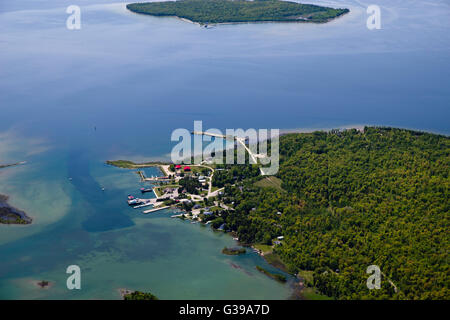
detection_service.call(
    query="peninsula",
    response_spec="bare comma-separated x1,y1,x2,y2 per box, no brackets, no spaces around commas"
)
126,0,349,24
111,127,449,300
0,161,26,169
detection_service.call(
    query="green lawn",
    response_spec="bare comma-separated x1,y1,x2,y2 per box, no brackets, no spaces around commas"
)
302,287,333,300
297,270,314,285
253,176,283,191
253,244,273,254
154,184,180,197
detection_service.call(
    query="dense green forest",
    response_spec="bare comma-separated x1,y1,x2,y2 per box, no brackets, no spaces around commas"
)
126,0,349,24
213,127,449,299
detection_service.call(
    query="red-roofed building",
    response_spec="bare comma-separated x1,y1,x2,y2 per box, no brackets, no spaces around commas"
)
175,165,182,169
183,166,191,172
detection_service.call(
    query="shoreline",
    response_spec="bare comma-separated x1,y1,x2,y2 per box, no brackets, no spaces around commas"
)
118,288,134,299
105,160,170,177
250,244,314,300
105,159,170,169
113,160,301,298
0,194,32,225
173,12,349,26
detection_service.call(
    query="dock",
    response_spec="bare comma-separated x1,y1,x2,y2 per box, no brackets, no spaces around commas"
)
144,176,171,182
137,170,146,181
133,202,153,209
143,206,170,214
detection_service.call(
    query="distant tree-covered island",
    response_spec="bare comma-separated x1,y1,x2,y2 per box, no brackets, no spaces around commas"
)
126,0,349,24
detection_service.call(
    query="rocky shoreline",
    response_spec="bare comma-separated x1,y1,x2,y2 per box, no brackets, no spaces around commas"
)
0,194,32,224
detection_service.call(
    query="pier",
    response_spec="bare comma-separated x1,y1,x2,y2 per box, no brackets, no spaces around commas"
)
143,206,170,214
191,131,266,164
133,202,153,209
136,170,146,182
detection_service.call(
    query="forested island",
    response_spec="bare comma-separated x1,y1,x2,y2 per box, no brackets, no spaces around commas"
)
126,0,349,24
0,194,32,225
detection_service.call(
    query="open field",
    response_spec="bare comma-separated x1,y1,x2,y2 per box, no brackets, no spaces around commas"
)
254,176,283,191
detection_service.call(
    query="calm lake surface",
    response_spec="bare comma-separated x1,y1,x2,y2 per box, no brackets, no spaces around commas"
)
0,0,449,299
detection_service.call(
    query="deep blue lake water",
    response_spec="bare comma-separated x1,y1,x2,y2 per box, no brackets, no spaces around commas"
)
0,0,448,299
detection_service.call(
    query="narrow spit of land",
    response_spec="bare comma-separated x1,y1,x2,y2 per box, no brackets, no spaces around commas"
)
0,161,26,169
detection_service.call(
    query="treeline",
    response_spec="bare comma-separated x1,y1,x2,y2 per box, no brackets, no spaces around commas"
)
212,164,260,188
127,0,349,24
179,176,202,194
219,127,449,299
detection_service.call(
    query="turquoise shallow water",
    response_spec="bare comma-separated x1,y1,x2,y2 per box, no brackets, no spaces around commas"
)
0,0,449,299
0,152,294,299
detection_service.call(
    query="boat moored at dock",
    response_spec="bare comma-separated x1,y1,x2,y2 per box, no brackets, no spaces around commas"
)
127,198,141,205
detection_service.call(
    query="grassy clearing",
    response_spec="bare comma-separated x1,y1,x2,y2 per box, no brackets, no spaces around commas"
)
210,185,220,192
187,165,213,176
253,244,273,254
297,270,314,285
153,184,180,197
302,287,333,300
253,176,283,191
